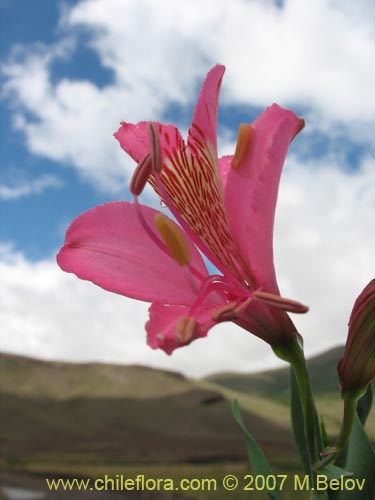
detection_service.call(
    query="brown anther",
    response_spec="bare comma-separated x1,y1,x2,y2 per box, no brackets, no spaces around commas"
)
231,123,255,169
254,291,309,314
174,317,196,343
212,302,237,322
129,153,152,196
147,123,163,174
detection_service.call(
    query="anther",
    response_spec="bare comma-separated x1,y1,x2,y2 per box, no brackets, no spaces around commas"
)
212,302,238,321
291,117,305,141
154,213,191,266
231,123,255,169
254,291,309,314
174,316,196,343
129,153,152,196
148,123,163,173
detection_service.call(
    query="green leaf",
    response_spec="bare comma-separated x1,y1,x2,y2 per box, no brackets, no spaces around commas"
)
320,464,353,480
290,368,312,476
320,416,330,449
232,399,281,500
332,414,375,500
356,384,373,426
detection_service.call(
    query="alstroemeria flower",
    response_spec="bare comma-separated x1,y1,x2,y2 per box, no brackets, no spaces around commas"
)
57,65,307,355
338,279,375,397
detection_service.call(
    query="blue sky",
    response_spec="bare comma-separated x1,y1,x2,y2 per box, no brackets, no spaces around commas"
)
1,0,112,259
1,0,373,376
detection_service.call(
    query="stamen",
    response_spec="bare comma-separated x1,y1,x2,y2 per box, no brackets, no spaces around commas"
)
212,295,254,323
212,302,238,321
134,198,169,255
187,275,236,319
231,123,255,169
134,198,204,282
129,153,152,195
233,295,254,315
175,316,196,343
254,290,309,314
148,123,163,173
154,213,191,266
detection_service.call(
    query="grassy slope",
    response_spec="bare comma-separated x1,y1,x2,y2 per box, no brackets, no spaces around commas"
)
1,348,373,500
0,353,295,469
0,352,194,399
203,346,374,439
0,349,375,472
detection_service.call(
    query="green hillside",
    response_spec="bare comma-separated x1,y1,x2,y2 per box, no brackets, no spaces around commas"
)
0,352,194,399
1,348,374,500
0,352,295,470
205,346,345,399
202,346,374,439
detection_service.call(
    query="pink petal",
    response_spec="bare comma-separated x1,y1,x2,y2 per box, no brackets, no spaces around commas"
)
218,155,232,191
146,302,217,355
57,201,208,304
224,104,304,292
114,121,185,164
187,64,225,156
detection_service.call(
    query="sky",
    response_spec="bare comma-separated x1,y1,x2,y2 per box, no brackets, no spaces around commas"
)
0,0,374,377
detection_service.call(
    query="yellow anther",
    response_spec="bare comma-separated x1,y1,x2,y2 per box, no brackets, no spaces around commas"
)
154,213,191,266
174,316,196,343
231,123,255,169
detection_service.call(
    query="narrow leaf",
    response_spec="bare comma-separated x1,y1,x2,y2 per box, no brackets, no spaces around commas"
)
320,416,330,449
320,464,353,480
232,399,281,500
332,414,375,500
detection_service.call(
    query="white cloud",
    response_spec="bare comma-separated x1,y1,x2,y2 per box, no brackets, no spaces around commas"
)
0,174,63,200
275,154,375,357
0,242,275,377
0,155,373,377
1,0,373,191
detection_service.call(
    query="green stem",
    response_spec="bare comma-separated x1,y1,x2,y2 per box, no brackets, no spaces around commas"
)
273,338,319,465
314,393,357,470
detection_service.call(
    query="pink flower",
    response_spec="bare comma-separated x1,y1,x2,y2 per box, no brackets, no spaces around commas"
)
338,279,375,396
57,65,307,355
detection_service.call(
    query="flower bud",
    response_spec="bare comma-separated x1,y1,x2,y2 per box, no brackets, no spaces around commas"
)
337,279,375,397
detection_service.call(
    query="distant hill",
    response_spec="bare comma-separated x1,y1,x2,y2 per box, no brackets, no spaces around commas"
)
205,346,346,400
0,352,194,399
0,352,294,469
0,347,373,474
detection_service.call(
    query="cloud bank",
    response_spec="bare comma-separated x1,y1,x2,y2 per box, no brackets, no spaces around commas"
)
2,0,373,191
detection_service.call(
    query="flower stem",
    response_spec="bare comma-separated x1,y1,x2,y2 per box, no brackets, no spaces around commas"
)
273,338,319,465
314,393,357,470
